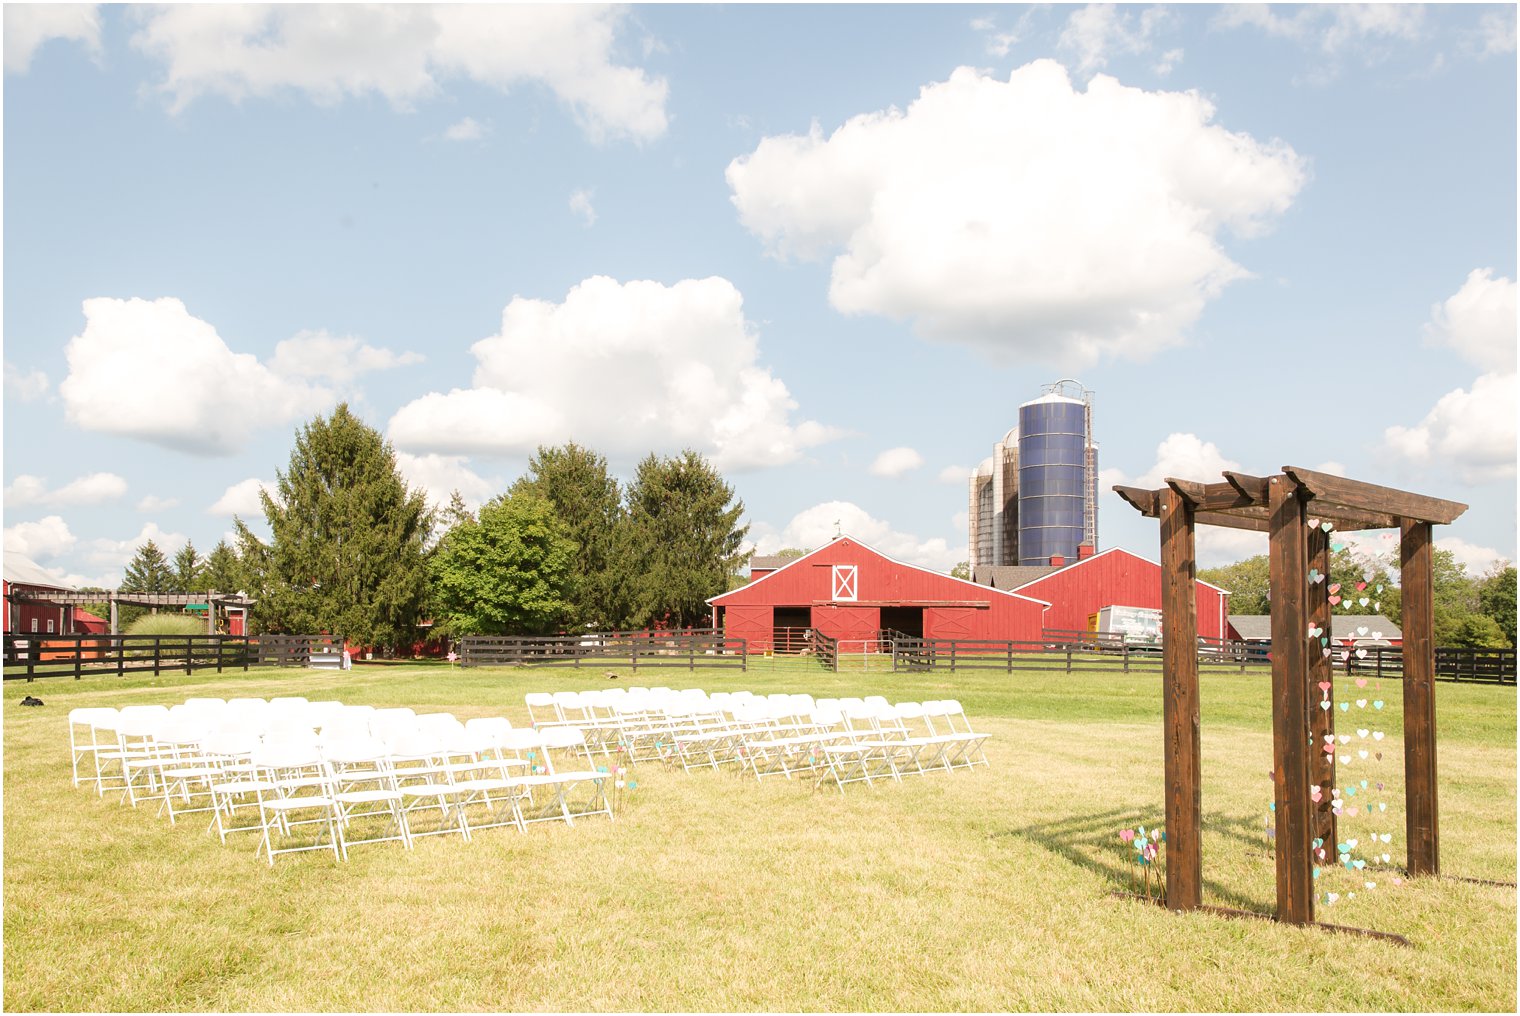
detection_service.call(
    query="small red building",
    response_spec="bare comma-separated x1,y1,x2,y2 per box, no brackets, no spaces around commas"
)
3,555,77,636
985,547,1233,642
710,536,1048,652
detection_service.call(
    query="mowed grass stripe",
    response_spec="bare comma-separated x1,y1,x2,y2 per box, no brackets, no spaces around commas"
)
4,664,1514,1011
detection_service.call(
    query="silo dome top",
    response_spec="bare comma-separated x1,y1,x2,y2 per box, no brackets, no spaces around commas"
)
1019,391,1085,409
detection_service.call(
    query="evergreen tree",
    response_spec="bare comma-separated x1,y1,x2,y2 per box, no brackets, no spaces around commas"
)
509,443,624,630
430,491,576,636
200,540,244,592
620,449,748,629
235,403,433,650
121,540,173,592
172,541,202,590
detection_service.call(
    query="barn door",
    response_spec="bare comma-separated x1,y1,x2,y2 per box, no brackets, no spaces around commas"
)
930,608,974,640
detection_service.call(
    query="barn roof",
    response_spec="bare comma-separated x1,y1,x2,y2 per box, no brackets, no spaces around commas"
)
1003,546,1232,596
973,564,1058,589
747,555,793,573
710,535,1050,608
3,554,76,592
1228,614,1402,642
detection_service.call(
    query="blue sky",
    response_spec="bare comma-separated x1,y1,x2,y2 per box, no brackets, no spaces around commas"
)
3,3,1516,590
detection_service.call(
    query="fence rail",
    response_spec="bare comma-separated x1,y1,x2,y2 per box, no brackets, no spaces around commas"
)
3,634,257,681
458,631,747,671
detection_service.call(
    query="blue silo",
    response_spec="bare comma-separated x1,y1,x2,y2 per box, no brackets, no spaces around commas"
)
1017,389,1090,566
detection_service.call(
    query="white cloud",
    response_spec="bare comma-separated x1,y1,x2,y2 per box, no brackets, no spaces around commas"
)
1215,3,1425,79
268,329,423,383
1436,536,1509,577
1154,47,1184,76
938,464,970,484
1117,433,1269,566
726,61,1306,367
4,361,49,401
130,5,669,142
1384,270,1518,484
443,116,486,141
210,478,277,518
4,472,128,507
3,515,77,560
569,188,597,227
58,297,335,456
1423,268,1516,374
1129,432,1243,490
970,9,1037,58
1384,372,1517,484
387,276,840,471
3,4,101,74
747,501,960,572
82,523,191,577
394,452,499,512
1057,4,1175,74
1470,7,1517,58
869,446,924,478
137,494,181,512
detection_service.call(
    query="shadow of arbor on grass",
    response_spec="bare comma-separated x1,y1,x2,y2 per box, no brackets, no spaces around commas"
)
996,808,1284,914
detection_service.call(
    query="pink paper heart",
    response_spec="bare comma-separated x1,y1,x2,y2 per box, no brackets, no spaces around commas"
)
1318,681,1333,692
1329,595,1341,605
1356,678,1367,687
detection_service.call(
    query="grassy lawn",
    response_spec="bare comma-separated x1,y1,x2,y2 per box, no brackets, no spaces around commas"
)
4,660,1514,1012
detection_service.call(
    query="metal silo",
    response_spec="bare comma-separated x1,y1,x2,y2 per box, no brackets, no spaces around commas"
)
1017,380,1097,566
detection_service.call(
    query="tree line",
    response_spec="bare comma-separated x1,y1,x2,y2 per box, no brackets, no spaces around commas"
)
1199,549,1516,649
118,404,749,650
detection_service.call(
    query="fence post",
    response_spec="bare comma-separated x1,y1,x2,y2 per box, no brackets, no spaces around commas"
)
153,637,162,676
1065,646,1073,674
1123,644,1130,674
26,638,36,682
74,637,83,681
117,636,125,678
949,641,956,673
1007,642,1013,674
689,639,696,672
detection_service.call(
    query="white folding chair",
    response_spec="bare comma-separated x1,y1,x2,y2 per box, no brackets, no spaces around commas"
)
323,736,410,855
514,727,612,827
68,707,121,794
388,730,471,843
250,740,342,865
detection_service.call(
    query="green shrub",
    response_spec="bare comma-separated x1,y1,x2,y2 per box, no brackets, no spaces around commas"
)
124,614,208,637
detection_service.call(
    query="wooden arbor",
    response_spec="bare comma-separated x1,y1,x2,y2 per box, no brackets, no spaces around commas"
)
1116,466,1466,927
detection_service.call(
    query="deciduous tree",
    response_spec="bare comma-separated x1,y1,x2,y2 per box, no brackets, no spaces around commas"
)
430,492,576,636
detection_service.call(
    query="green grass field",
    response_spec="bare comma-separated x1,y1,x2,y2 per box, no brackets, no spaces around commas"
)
4,661,1514,1012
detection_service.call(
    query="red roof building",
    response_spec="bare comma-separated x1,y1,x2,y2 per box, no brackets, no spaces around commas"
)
709,536,1048,653
996,547,1233,641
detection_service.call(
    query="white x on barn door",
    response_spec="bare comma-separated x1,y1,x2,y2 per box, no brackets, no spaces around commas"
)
831,564,858,601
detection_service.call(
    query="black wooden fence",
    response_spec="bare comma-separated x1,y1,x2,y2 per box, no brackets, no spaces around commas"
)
1,633,351,681
458,630,748,671
3,634,256,681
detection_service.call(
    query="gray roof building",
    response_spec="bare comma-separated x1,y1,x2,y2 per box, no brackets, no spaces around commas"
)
1228,614,1402,643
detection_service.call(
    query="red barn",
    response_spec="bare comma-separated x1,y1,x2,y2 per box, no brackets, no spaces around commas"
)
3,555,77,636
986,547,1232,641
710,536,1047,652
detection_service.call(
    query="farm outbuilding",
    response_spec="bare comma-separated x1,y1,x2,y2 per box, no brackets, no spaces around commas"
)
3,554,78,635
712,536,1048,653
978,546,1233,641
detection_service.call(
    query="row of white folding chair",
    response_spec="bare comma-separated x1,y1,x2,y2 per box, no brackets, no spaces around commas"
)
77,707,612,862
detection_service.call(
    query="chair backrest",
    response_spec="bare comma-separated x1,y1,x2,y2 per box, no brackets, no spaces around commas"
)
539,725,585,750
322,735,391,766
464,717,513,743
499,727,542,754
183,697,227,708
268,696,309,707
69,706,119,728
115,705,170,737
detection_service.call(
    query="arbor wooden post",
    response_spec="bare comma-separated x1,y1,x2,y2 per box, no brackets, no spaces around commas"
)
1267,476,1314,925
1401,519,1439,876
1307,526,1336,848
1159,488,1202,910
